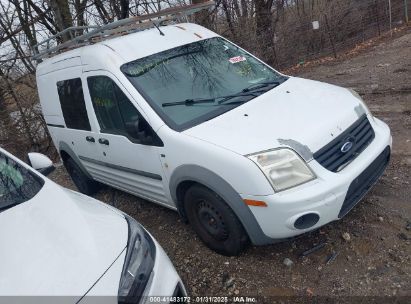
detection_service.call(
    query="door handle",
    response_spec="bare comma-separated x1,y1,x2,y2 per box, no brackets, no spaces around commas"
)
86,136,95,143
98,138,109,145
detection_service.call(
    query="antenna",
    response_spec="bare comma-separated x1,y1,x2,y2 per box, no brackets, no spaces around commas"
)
152,22,165,36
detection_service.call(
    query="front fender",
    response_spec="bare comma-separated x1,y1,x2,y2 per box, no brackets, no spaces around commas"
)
169,164,273,246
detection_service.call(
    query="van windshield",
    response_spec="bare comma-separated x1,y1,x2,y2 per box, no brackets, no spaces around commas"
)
0,151,44,213
121,37,287,131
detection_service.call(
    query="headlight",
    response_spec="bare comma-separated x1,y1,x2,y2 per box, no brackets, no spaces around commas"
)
248,148,316,192
118,215,156,304
348,88,373,116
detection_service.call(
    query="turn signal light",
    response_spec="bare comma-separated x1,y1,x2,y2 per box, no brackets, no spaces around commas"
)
244,199,267,207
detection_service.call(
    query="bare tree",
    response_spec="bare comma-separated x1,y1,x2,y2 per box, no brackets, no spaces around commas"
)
47,0,73,41
73,0,88,27
0,0,407,156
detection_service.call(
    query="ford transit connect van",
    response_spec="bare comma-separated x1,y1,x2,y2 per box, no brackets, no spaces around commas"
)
36,20,391,256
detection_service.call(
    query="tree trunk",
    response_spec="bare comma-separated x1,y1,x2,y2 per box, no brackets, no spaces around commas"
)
25,0,58,35
192,0,212,27
74,0,88,28
324,14,337,58
94,0,111,24
254,0,275,64
0,86,15,145
119,0,130,19
11,0,39,52
221,0,237,39
0,69,35,147
47,0,73,42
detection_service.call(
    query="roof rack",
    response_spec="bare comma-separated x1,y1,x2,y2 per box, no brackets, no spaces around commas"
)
32,0,215,61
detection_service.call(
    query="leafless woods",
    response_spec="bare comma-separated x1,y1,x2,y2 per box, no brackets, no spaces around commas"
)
0,0,409,157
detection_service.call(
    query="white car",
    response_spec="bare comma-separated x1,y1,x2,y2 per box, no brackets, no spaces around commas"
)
35,22,391,256
0,148,186,302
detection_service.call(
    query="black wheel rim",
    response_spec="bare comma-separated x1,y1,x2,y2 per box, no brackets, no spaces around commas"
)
196,200,228,241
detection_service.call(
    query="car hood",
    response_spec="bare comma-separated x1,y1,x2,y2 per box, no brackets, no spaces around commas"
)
0,181,127,297
184,77,365,157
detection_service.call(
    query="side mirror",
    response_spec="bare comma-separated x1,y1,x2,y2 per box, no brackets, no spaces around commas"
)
126,119,163,146
27,152,55,176
138,130,154,145
127,120,153,145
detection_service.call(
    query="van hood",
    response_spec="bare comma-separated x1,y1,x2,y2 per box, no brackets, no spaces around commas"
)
0,181,127,297
184,77,365,158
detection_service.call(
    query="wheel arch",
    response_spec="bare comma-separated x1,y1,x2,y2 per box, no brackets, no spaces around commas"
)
169,164,273,246
59,141,93,179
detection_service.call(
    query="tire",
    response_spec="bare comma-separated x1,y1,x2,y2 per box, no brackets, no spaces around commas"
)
64,157,100,195
184,184,249,256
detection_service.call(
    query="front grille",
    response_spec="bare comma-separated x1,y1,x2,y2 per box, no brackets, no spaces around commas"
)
338,146,390,218
313,114,375,172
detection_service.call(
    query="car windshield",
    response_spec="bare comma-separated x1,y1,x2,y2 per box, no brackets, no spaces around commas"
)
0,151,44,212
121,37,287,131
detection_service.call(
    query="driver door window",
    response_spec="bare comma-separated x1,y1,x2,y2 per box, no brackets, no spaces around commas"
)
87,76,151,143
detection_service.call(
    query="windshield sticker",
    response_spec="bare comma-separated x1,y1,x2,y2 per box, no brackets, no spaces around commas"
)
229,56,246,64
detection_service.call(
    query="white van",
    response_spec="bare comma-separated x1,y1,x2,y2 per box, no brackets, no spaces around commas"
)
36,17,391,255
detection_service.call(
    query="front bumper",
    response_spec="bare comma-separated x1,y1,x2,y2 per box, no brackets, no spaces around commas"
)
243,116,392,240
142,238,187,303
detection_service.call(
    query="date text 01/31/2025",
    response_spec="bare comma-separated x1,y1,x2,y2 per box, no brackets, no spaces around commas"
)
148,296,257,303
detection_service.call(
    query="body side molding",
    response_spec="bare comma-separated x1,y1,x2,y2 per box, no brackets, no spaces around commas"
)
78,155,163,181
47,123,65,128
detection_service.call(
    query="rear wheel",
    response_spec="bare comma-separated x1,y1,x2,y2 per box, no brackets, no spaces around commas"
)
64,157,100,195
184,184,249,256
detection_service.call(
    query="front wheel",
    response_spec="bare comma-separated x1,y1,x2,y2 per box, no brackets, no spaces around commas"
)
184,184,249,256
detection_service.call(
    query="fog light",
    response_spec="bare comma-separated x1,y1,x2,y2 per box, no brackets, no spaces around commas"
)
294,213,320,229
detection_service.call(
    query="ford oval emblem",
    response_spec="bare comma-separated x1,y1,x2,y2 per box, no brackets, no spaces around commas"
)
341,140,354,153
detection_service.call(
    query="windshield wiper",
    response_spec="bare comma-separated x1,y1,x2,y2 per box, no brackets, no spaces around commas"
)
162,91,261,108
216,81,281,105
242,80,280,93
162,82,280,107
217,91,264,104
162,97,216,107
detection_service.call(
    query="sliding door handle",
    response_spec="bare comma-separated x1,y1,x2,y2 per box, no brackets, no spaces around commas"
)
85,136,95,143
98,138,109,145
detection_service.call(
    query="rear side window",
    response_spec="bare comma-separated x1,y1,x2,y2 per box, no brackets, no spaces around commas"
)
87,76,152,143
57,78,91,131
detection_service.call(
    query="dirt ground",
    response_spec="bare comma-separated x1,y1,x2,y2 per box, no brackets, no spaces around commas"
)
49,28,411,302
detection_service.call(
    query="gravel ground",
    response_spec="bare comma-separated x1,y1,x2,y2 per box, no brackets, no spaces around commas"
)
49,28,411,303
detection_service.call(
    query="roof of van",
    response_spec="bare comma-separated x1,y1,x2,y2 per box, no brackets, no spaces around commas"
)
36,23,218,74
